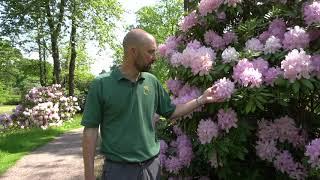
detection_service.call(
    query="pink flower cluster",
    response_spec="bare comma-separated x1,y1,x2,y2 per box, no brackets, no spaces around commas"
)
179,10,198,32
282,26,310,50
23,102,60,129
221,46,239,63
257,116,307,147
212,77,235,101
204,30,237,50
1,84,80,130
199,0,223,16
217,108,238,133
197,108,238,144
233,58,282,87
172,84,202,106
259,19,287,43
281,49,312,82
264,67,283,86
158,36,180,58
232,59,263,87
197,118,219,144
264,36,282,54
170,41,216,76
0,113,13,129
273,151,307,179
59,96,80,120
160,126,193,174
257,20,313,53
25,84,63,104
252,58,269,75
305,138,320,169
166,78,184,96
245,38,264,52
256,116,307,179
303,1,320,25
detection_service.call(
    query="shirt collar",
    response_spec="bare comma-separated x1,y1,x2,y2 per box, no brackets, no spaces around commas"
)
113,66,146,81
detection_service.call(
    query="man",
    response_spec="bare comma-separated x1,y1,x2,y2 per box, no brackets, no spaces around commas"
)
81,29,218,180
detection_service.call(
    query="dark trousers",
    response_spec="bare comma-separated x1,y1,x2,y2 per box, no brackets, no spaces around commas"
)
101,156,160,180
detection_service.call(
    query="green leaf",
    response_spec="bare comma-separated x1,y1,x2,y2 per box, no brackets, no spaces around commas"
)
255,99,264,111
292,81,300,94
207,74,213,82
256,96,267,103
301,79,314,90
215,64,225,72
245,98,254,114
224,65,231,73
237,152,245,160
274,78,286,86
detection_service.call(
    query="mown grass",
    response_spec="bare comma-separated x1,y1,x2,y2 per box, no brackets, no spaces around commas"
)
0,114,83,175
0,105,16,114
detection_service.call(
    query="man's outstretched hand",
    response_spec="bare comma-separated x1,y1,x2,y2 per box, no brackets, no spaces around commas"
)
197,86,224,105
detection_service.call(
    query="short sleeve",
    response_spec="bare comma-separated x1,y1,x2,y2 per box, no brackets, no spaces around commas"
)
81,78,103,128
155,80,176,119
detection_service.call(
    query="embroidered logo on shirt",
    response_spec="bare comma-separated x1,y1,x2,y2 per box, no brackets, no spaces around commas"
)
144,85,150,95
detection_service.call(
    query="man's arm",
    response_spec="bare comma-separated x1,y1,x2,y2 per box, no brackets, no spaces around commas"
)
170,86,219,119
82,127,99,180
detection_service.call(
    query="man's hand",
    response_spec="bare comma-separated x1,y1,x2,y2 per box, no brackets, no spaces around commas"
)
170,86,224,119
197,86,223,105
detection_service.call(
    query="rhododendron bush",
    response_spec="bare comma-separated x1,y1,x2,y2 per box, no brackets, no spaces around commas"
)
0,84,80,130
157,0,320,179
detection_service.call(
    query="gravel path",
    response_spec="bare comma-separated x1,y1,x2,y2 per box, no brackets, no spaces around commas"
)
0,128,103,180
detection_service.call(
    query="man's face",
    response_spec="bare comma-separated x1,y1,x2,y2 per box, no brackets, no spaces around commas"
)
134,39,157,72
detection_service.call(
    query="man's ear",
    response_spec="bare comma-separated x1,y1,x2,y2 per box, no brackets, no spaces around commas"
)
131,47,138,56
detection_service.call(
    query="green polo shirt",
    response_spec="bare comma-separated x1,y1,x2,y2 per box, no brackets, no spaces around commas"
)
81,67,176,162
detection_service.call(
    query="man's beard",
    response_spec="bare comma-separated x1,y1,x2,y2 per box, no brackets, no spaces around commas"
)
135,54,152,72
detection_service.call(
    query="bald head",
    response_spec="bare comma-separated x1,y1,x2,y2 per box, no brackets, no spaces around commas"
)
122,29,156,54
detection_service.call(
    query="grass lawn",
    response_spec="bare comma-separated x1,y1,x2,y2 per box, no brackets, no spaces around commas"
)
0,105,16,114
0,114,83,175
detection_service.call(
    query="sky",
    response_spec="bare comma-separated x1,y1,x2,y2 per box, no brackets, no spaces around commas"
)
25,0,158,76
87,0,158,75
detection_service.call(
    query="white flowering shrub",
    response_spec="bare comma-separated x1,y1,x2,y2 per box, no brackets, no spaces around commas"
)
0,84,80,130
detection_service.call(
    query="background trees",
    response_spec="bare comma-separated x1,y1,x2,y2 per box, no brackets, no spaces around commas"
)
119,0,184,84
0,0,123,103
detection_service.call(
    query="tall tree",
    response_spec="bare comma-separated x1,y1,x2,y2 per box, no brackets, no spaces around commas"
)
0,0,65,84
66,0,123,96
0,39,53,97
1,0,123,92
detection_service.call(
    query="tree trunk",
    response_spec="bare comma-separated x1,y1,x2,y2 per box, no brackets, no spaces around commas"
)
184,0,189,12
42,38,47,86
51,34,61,84
37,34,45,86
45,0,65,84
36,17,45,86
68,8,77,96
